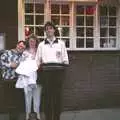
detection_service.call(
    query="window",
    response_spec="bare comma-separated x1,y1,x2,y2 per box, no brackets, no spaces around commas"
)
99,6,117,48
76,5,95,48
51,4,70,48
24,0,45,42
23,0,119,50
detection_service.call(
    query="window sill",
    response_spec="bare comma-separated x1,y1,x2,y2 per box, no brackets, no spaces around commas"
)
67,48,120,51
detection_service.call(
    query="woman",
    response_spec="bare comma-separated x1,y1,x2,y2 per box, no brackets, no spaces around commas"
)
16,34,42,120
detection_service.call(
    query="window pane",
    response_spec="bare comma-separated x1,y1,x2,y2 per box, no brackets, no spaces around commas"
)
76,16,84,26
62,38,70,48
76,28,84,37
100,38,108,48
25,15,34,24
35,27,44,36
86,38,93,48
51,4,60,14
86,16,93,26
109,28,116,36
35,4,44,13
25,26,34,35
36,15,44,25
55,27,60,37
61,5,69,14
51,16,60,25
76,38,84,48
100,38,116,48
76,5,84,15
25,3,33,13
86,28,93,37
61,16,69,25
100,17,108,26
100,28,108,37
109,17,116,26
86,6,95,15
61,27,69,36
109,7,116,16
100,6,108,16
109,38,116,47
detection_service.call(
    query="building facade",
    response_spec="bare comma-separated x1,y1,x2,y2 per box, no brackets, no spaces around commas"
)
0,0,120,115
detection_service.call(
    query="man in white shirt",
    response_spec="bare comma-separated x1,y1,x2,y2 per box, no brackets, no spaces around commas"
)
36,21,69,120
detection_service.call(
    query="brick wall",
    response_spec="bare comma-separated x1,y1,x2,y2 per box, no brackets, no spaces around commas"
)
62,51,120,111
1,51,120,112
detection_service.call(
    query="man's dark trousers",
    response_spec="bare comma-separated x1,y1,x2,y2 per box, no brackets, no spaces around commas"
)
42,68,64,120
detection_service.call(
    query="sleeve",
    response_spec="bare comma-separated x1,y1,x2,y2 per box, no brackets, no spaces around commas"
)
0,51,11,69
61,41,69,65
35,43,42,67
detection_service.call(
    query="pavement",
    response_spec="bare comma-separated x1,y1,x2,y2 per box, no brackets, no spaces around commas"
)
1,108,120,120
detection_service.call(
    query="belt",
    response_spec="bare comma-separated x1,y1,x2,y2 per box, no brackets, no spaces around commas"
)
41,63,67,70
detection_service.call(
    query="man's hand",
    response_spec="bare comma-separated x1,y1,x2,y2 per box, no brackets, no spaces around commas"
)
10,62,18,68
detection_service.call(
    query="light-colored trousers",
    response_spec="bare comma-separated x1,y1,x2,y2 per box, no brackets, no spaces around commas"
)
24,84,42,114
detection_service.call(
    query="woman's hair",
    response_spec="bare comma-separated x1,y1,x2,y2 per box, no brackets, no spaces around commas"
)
25,34,39,49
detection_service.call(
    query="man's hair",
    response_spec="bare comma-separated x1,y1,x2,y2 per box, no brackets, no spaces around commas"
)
17,40,26,46
44,21,56,31
44,21,59,36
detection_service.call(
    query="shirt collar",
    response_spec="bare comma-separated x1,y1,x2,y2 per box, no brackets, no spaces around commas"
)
45,37,58,44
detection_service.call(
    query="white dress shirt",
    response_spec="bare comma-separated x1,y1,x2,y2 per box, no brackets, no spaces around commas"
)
35,38,69,67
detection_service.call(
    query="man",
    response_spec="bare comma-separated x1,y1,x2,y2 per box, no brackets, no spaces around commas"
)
0,41,26,80
0,40,26,120
35,21,69,120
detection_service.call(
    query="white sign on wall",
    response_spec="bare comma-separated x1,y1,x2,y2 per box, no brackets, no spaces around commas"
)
0,33,5,50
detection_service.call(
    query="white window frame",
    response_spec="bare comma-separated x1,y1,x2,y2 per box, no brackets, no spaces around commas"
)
97,5,119,51
18,0,25,41
73,3,97,50
18,0,120,51
50,2,71,50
